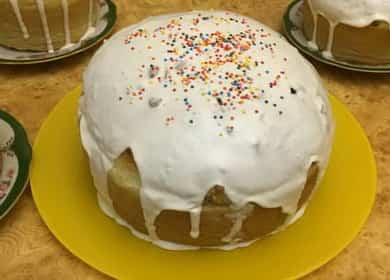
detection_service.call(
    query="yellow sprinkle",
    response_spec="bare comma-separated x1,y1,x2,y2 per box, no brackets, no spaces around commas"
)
219,133,223,137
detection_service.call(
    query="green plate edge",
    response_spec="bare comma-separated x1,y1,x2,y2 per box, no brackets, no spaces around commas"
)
0,110,32,219
0,0,117,65
283,0,390,73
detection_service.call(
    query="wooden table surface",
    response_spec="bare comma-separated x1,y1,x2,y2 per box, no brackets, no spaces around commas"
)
0,0,389,279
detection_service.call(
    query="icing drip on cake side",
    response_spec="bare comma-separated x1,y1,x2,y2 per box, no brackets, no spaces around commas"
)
60,0,74,49
8,0,98,52
8,0,29,39
307,0,390,58
80,11,334,250
322,21,337,59
222,204,254,243
306,0,319,51
80,0,97,41
189,208,201,239
35,0,54,53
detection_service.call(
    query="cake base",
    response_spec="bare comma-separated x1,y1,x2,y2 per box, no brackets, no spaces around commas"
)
103,148,319,249
97,193,307,251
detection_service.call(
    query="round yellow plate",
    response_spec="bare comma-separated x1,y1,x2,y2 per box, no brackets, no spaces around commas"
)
31,86,376,280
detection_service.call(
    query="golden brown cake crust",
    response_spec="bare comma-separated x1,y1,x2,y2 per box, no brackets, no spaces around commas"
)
0,0,99,52
302,0,390,65
107,149,319,247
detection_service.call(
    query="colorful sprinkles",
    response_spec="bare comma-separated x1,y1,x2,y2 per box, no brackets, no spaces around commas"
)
121,12,299,135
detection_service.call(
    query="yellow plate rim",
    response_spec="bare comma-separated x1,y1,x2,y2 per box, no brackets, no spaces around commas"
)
31,86,377,280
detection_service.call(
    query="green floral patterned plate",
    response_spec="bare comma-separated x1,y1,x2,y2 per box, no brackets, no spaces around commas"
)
0,0,116,65
283,0,390,73
0,111,32,219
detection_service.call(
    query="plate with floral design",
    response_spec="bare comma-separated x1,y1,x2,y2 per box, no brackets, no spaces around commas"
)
0,110,32,219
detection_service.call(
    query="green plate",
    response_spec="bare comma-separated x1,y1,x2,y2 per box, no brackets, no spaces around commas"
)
0,0,116,65
0,110,32,219
283,0,390,73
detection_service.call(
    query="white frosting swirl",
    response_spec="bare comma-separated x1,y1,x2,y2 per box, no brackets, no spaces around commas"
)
80,10,334,249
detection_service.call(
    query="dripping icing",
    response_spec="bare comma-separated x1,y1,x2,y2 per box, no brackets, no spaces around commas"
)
140,192,160,240
35,0,54,53
189,208,201,239
61,0,74,49
9,0,98,52
222,204,254,243
80,10,334,249
9,0,29,39
322,21,337,59
306,0,319,51
98,192,258,250
80,0,96,42
306,0,390,58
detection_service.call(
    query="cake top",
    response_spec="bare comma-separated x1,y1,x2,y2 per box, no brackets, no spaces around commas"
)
308,0,390,27
80,10,333,241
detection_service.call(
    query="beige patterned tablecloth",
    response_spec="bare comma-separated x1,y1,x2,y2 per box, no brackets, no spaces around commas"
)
0,0,389,279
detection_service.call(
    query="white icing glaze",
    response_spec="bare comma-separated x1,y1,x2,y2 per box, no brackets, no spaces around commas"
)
79,0,97,43
189,207,201,239
60,0,74,50
80,11,334,250
8,0,29,39
309,0,390,27
35,0,54,53
98,193,256,250
307,0,390,57
306,0,319,51
79,26,97,42
8,0,98,52
98,192,306,250
222,204,254,243
322,21,337,59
